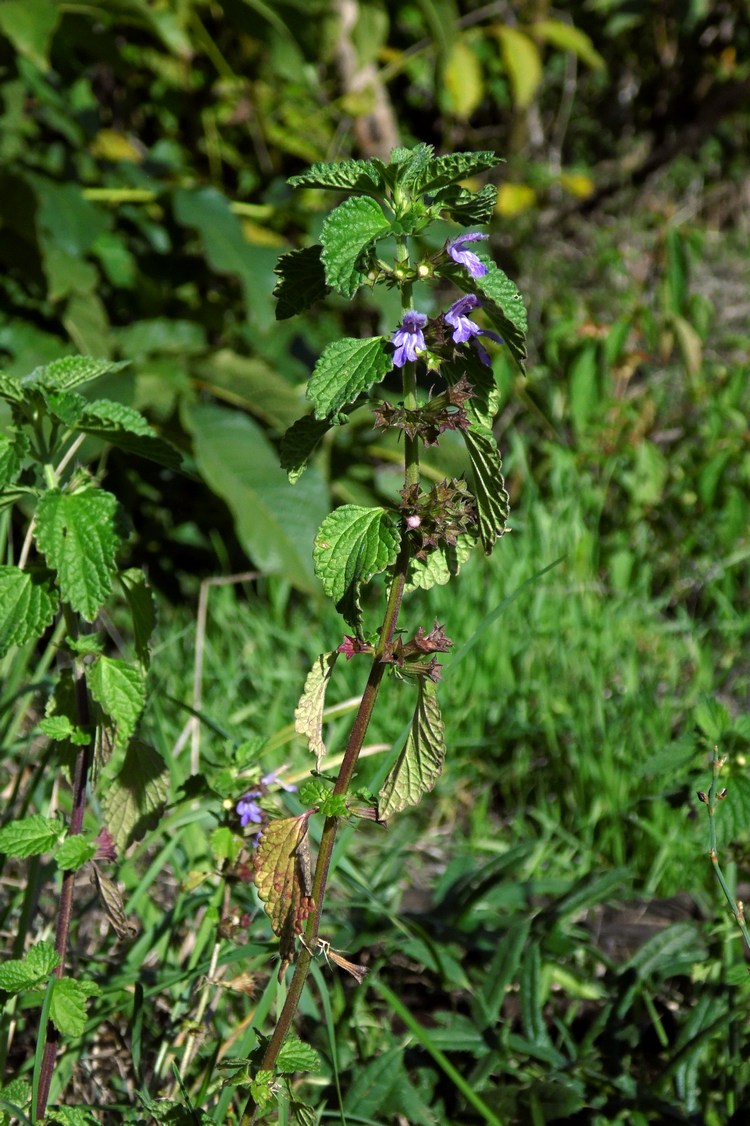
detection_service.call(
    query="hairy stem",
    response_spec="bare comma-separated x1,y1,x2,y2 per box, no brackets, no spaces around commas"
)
34,614,93,1121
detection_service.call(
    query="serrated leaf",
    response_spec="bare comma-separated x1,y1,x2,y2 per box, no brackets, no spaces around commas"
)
0,1078,31,1125
0,372,24,405
443,353,501,430
46,1107,100,1126
288,1100,320,1126
0,941,59,993
55,834,97,871
320,196,390,297
253,812,316,968
378,680,445,818
294,651,339,769
462,425,510,553
100,740,169,851
313,505,400,628
119,569,156,668
435,183,498,225
280,414,334,484
273,245,329,320
470,262,528,369
307,336,392,420
26,356,126,392
277,1037,321,1074
74,399,182,470
288,159,382,193
49,976,100,1037
210,826,243,864
0,430,28,488
35,489,122,621
0,564,59,658
86,656,147,748
91,863,138,939
405,535,476,593
412,150,500,193
0,814,64,858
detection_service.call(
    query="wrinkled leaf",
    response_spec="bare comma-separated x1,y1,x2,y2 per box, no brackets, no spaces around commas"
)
294,651,339,768
49,977,100,1038
35,488,122,621
0,565,58,658
100,740,169,851
253,812,316,970
0,941,59,994
379,679,445,818
461,425,510,553
313,505,400,628
307,336,392,420
273,244,329,319
0,814,64,859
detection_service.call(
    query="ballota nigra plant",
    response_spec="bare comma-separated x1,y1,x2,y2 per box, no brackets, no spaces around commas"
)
237,144,528,1121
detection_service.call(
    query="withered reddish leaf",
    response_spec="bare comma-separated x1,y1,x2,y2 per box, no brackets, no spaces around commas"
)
253,813,316,968
91,863,139,939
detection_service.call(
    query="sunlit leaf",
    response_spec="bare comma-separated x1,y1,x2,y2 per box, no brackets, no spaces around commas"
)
379,679,445,818
253,812,316,969
294,651,339,768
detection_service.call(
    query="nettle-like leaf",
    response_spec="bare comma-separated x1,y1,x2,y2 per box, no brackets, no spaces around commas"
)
0,940,59,994
288,158,383,193
39,715,89,746
405,535,477,593
35,488,123,622
49,976,101,1038
280,413,335,484
462,425,510,553
86,655,147,749
100,740,169,851
414,150,500,193
0,564,59,658
294,651,339,769
273,245,329,320
313,505,400,629
54,833,97,872
379,679,446,819
119,569,156,669
320,196,391,297
46,1106,100,1126
0,814,64,859
0,430,29,488
253,811,316,969
74,399,182,470
307,336,392,420
276,1037,321,1074
435,183,498,225
24,356,127,393
472,262,528,369
0,372,24,405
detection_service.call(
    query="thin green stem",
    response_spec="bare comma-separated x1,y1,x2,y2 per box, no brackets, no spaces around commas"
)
705,745,750,950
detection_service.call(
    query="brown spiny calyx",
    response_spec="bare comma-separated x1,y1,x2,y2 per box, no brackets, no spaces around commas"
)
373,376,473,447
384,620,453,682
400,478,476,559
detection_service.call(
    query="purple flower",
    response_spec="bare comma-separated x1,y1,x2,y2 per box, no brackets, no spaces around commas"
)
260,769,297,794
444,295,503,366
236,792,263,827
446,233,489,278
391,311,428,367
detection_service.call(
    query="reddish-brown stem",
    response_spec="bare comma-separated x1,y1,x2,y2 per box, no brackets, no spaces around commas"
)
35,639,92,1121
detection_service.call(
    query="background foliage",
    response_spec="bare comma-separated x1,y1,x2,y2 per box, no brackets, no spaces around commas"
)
2,1,750,1123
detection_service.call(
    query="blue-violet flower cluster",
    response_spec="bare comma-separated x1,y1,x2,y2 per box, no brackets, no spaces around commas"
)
236,770,297,828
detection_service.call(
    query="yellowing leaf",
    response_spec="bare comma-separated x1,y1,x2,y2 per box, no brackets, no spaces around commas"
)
495,26,543,110
559,171,594,199
443,40,484,121
89,129,143,163
253,813,316,971
496,182,537,217
294,651,339,768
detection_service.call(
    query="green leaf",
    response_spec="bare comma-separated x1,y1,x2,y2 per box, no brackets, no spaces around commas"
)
55,834,97,872
470,262,528,369
119,569,156,668
462,425,510,553
405,535,476,593
519,941,553,1048
0,1078,31,1125
26,356,126,393
73,399,183,470
46,1108,100,1126
288,158,383,193
35,488,122,621
307,336,392,419
496,26,543,109
0,565,59,659
39,715,88,746
280,413,336,484
623,921,707,980
253,812,315,968
0,372,24,405
100,740,169,851
273,245,329,320
378,679,445,818
0,0,59,69
313,506,400,627
294,651,339,769
434,183,497,226
210,827,243,865
0,431,29,489
86,656,147,748
533,19,605,70
320,196,390,297
0,941,59,994
276,1037,321,1074
0,814,64,859
49,976,100,1038
183,401,328,594
443,41,484,121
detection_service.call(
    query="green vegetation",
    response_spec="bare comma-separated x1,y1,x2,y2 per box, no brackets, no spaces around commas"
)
2,2,750,1124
